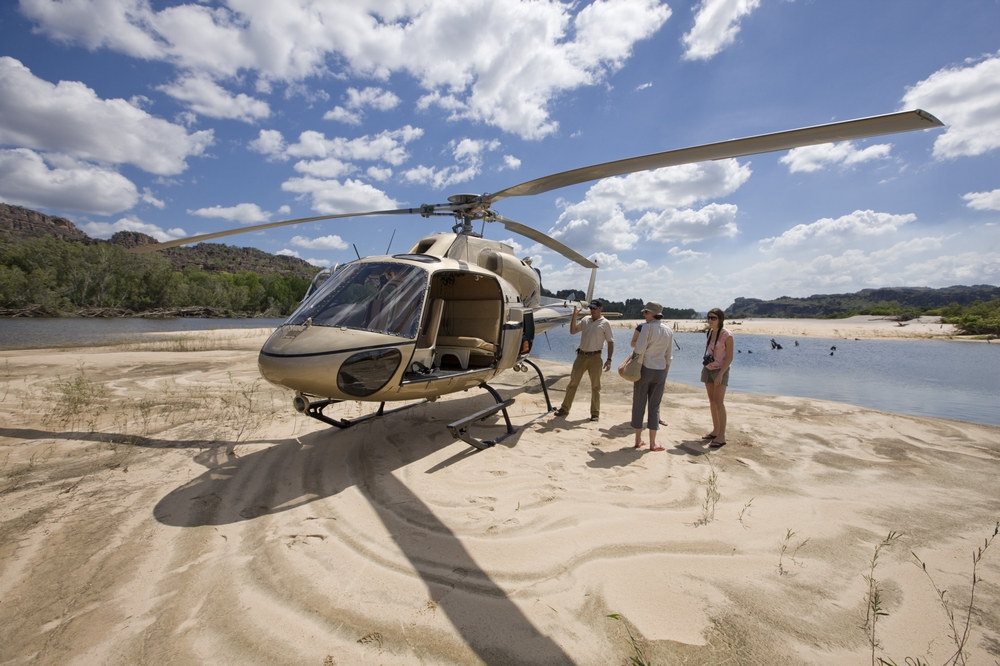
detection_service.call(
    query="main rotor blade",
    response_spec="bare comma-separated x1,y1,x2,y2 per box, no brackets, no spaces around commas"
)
489,109,943,202
127,206,435,254
496,216,598,269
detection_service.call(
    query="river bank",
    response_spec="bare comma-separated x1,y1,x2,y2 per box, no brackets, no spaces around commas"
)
0,304,275,318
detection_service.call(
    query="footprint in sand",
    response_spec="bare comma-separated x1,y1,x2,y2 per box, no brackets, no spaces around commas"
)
284,534,327,548
466,496,497,504
239,505,269,519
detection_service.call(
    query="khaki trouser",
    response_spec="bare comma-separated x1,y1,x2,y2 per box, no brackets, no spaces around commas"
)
560,352,603,417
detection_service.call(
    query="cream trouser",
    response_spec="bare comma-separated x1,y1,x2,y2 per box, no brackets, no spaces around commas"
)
560,352,603,417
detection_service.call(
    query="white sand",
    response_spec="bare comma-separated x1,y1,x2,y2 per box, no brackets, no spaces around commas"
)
1,329,998,665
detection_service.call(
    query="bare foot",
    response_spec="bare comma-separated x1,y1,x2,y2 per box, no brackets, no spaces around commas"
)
634,441,646,449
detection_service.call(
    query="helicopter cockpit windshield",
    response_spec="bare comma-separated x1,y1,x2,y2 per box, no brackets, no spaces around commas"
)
286,262,427,338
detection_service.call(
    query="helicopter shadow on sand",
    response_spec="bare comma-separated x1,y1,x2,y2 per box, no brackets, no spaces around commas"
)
0,426,289,452
150,391,575,664
150,391,534,528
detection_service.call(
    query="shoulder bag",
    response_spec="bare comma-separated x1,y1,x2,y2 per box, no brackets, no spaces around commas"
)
618,342,645,382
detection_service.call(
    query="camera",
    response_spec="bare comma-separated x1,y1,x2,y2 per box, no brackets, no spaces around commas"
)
702,354,715,366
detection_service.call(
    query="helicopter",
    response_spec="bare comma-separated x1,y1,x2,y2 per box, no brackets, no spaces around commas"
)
132,109,943,448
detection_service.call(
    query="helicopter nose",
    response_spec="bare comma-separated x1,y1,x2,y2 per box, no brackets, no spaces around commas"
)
258,325,409,399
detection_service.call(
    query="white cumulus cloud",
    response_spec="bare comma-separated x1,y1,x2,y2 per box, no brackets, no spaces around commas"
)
667,246,708,262
290,234,349,250
277,248,331,267
682,0,761,61
548,160,751,252
158,74,270,123
588,252,649,270
324,86,401,124
637,204,738,244
403,138,500,189
188,203,272,224
323,107,362,125
141,188,166,209
281,177,398,215
780,141,893,173
20,0,671,139
293,158,355,179
963,188,1000,211
81,215,186,242
249,129,288,160
285,126,423,165
0,148,139,215
869,236,946,261
0,57,212,176
760,210,917,251
366,166,393,181
901,51,1000,159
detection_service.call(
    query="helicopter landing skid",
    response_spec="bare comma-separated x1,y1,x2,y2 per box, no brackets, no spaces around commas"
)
301,398,427,429
447,383,516,450
447,358,557,450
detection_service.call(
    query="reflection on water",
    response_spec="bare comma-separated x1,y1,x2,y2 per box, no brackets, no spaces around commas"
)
0,317,285,350
529,326,1000,427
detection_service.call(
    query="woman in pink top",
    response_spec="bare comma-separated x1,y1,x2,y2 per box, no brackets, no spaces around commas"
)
700,307,734,448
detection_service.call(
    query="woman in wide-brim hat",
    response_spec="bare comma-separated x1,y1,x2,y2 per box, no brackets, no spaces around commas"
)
630,302,673,451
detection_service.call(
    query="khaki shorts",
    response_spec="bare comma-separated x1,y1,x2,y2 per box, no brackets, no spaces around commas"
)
701,367,730,385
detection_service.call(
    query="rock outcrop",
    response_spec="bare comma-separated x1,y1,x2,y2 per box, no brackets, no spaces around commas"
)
0,203,93,243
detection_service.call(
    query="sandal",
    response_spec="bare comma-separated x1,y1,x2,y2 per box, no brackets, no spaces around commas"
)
701,433,717,440
650,445,665,452
634,441,646,449
709,440,726,448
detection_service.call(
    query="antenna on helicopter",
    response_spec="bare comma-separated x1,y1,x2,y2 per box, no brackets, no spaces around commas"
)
353,244,361,260
385,229,395,254
585,263,598,304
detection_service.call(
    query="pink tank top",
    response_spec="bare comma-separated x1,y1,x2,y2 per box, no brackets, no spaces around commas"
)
705,329,731,370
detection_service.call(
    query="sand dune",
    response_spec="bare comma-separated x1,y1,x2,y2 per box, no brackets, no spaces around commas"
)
1,329,998,665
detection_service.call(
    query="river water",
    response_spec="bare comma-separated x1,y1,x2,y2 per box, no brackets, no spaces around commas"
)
529,326,1000,427
0,317,286,350
2,318,998,426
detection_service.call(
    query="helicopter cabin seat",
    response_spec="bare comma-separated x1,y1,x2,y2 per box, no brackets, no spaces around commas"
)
433,299,500,370
434,336,498,370
410,297,445,370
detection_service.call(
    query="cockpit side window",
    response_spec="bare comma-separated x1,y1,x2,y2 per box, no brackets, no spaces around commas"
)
285,262,427,339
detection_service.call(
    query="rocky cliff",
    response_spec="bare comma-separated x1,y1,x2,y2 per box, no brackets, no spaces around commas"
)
1,205,319,281
0,203,93,243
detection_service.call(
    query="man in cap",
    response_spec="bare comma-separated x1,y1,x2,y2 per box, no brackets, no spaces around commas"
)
555,299,614,422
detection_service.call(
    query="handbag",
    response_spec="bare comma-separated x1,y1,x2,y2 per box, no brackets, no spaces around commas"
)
618,351,644,382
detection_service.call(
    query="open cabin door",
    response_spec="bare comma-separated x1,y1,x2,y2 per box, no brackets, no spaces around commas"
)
412,271,504,372
502,307,535,362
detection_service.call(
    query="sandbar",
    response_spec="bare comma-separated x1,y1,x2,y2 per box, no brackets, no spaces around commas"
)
615,315,965,340
1,329,998,665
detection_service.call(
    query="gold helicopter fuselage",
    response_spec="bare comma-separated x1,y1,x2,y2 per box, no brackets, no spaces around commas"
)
258,233,573,403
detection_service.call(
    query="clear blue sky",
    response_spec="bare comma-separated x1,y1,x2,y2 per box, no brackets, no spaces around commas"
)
2,0,998,310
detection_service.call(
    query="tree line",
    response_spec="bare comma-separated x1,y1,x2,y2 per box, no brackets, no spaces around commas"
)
0,236,313,316
727,286,1000,336
548,289,698,319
